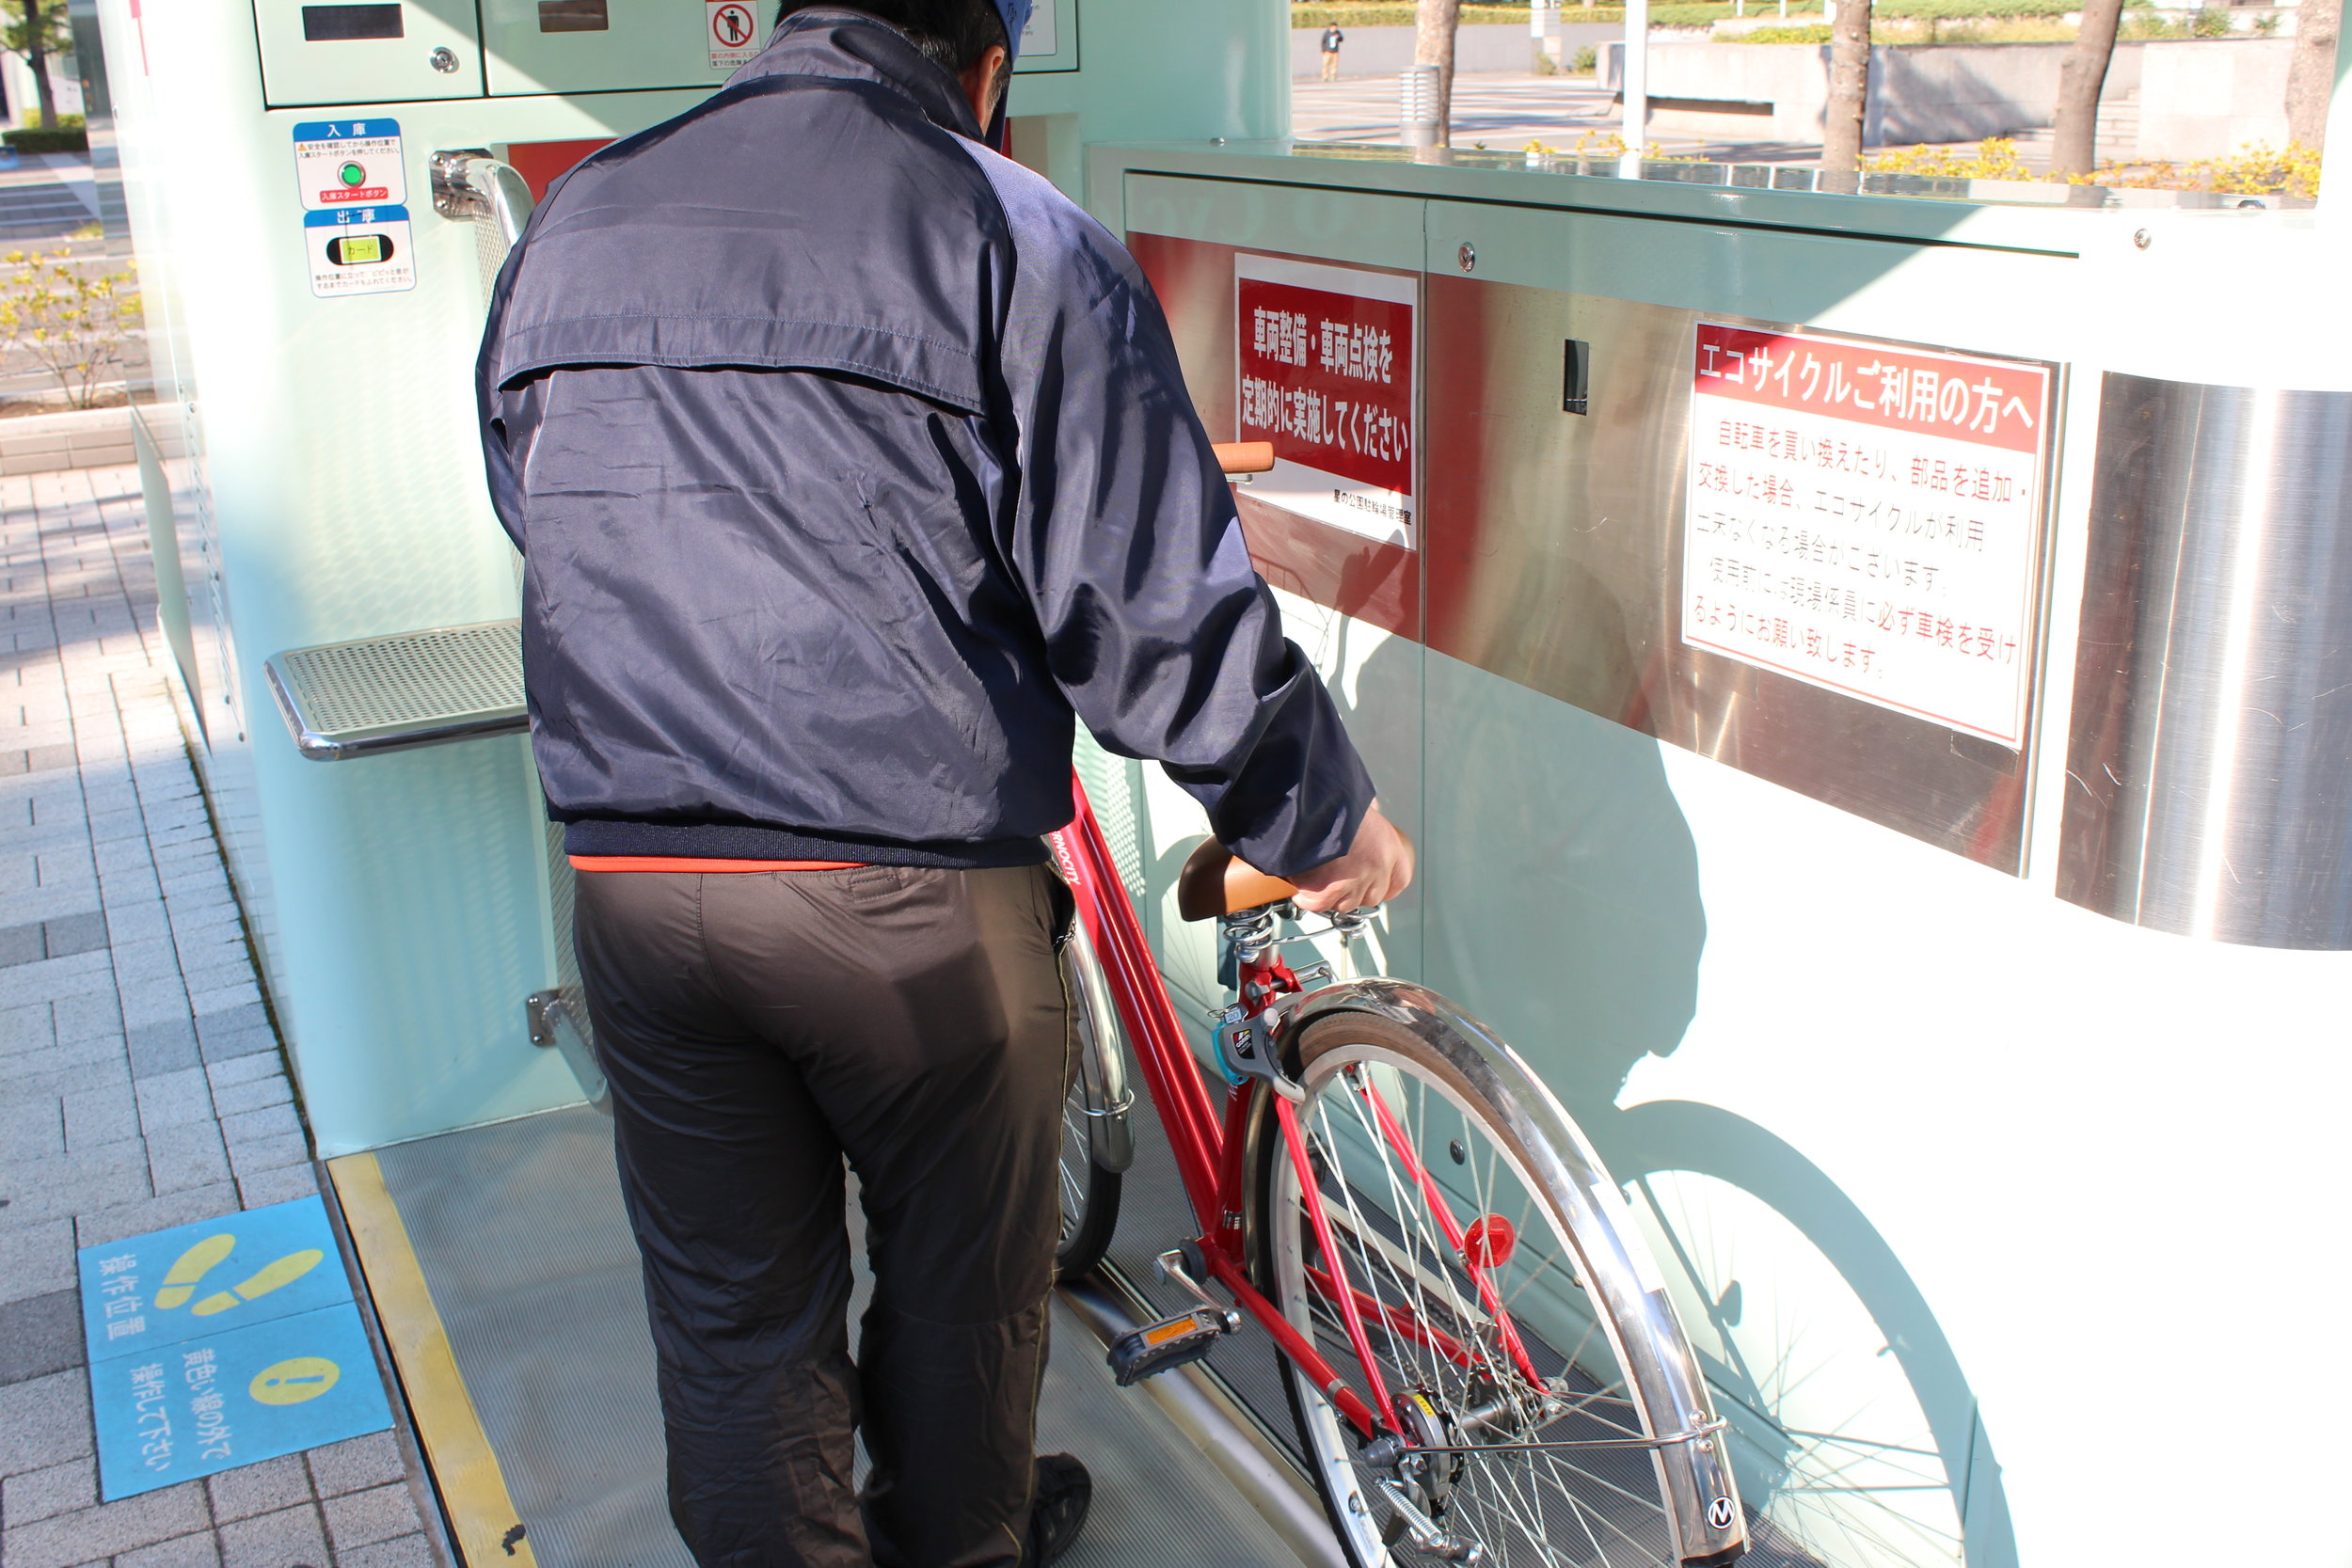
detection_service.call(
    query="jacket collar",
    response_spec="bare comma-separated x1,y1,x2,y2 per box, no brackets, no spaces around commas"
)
733,8,983,141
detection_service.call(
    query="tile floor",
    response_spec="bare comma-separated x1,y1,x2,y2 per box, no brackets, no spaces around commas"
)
0,466,451,1568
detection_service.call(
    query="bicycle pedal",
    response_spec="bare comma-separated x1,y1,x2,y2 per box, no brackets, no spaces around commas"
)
1106,1307,1232,1386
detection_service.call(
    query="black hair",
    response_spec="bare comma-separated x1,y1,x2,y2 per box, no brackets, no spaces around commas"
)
774,0,1009,79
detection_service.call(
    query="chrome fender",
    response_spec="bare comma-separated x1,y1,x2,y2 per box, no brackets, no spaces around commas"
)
1275,978,1749,1568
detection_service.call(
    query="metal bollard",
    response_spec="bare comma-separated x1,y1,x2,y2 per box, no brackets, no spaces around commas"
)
1400,64,1440,149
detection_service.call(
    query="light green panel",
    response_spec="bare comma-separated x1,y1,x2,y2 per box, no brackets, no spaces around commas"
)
1417,650,1704,1133
1125,171,1424,273
1427,197,2083,368
482,0,769,97
258,736,579,1154
254,0,485,107
1009,0,1286,214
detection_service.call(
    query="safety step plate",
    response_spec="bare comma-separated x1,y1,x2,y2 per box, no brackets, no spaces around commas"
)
1106,1307,1232,1387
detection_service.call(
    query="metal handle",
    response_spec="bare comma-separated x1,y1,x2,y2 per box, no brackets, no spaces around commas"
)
430,149,537,251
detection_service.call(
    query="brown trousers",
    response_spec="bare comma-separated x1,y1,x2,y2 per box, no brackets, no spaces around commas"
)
573,863,1072,1568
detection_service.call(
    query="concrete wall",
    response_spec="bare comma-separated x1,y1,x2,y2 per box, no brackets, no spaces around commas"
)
1611,37,2283,154
1295,23,1621,79
2136,38,2292,157
0,404,183,475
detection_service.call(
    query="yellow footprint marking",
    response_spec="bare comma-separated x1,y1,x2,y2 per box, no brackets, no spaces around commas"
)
249,1355,340,1405
153,1234,236,1309
192,1249,326,1316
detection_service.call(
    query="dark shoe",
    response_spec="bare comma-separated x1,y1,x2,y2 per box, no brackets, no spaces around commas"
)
1024,1453,1092,1568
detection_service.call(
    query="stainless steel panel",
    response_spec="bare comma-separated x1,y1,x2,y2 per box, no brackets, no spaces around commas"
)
2058,373,2352,948
1422,277,2058,872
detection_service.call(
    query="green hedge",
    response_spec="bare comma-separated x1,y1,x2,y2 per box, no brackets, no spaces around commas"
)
4,126,87,153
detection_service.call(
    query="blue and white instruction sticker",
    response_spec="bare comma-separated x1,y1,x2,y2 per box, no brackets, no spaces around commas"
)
292,119,406,210
305,205,414,298
80,1197,393,1500
94,1304,392,1500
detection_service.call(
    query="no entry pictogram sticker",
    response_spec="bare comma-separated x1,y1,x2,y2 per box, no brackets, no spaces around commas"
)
707,0,760,67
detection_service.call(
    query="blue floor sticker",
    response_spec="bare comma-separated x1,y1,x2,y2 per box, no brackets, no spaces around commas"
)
91,1302,394,1499
80,1197,393,1500
79,1197,355,1360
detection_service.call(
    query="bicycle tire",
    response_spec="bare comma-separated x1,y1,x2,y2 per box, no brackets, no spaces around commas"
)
1053,937,1126,1284
1250,987,1745,1568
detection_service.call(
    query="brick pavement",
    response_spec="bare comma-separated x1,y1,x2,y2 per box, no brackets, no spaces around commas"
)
0,467,450,1568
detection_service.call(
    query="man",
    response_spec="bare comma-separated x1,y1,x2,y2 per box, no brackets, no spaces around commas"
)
1320,21,1345,79
477,2,1412,1564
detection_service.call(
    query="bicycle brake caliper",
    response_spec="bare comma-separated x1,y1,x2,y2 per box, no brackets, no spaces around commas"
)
1210,1003,1306,1102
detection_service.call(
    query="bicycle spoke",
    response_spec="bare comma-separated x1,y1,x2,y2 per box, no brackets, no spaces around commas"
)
1274,1045,1692,1568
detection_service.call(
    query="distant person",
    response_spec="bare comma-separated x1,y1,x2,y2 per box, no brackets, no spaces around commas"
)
1321,22,1344,79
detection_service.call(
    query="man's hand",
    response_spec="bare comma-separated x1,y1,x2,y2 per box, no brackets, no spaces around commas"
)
1289,800,1415,914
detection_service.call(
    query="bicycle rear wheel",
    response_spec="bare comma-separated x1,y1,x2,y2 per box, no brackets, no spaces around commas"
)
1054,927,1127,1283
1253,990,1744,1568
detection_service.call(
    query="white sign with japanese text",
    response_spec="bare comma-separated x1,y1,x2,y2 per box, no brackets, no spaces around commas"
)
1234,255,1417,548
707,0,762,68
1683,323,2053,746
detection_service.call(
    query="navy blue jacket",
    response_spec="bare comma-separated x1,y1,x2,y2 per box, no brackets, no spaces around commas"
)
478,10,1372,874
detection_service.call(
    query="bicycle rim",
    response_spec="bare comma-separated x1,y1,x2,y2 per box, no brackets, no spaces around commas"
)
1053,944,1120,1282
1260,1017,1684,1568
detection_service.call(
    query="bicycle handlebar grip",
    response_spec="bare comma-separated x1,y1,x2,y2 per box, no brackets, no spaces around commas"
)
1212,441,1275,477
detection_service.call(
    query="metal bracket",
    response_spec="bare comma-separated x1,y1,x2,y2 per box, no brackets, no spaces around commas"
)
526,989,609,1114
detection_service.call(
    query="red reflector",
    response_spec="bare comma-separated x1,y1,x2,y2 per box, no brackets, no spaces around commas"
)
1464,1215,1516,1269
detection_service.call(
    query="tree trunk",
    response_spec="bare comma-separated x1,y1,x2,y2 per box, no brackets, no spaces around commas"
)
1821,0,1872,175
2051,0,2125,177
1415,0,1461,146
2285,0,2342,152
24,0,56,130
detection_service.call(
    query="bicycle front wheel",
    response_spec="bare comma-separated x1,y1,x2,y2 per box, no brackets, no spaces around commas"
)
1253,988,1744,1568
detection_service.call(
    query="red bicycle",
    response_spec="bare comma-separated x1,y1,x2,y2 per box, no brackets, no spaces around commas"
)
1045,779,1751,1568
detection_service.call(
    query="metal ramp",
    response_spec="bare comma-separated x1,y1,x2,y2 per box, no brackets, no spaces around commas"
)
331,1105,1336,1568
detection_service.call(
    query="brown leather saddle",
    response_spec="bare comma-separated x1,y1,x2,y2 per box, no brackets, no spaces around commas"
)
1175,838,1298,923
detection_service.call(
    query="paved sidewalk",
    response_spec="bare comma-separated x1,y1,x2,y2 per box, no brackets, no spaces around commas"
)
0,466,448,1568
1292,71,1822,162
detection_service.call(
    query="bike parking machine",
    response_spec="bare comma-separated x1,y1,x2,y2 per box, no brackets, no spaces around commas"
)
93,0,2352,1562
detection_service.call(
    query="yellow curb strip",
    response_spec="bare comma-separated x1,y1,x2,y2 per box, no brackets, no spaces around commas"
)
330,1152,538,1568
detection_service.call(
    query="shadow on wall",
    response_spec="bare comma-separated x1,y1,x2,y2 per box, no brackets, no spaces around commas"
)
1421,648,2017,1568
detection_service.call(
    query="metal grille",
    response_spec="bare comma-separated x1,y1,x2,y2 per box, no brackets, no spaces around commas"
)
1073,732,1148,906
374,1106,1319,1568
275,622,522,736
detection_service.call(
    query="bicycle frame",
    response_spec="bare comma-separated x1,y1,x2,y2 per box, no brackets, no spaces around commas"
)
1048,781,1534,1446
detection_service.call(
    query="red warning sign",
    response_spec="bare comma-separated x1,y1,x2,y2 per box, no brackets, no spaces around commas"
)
707,0,759,68
1233,254,1417,547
